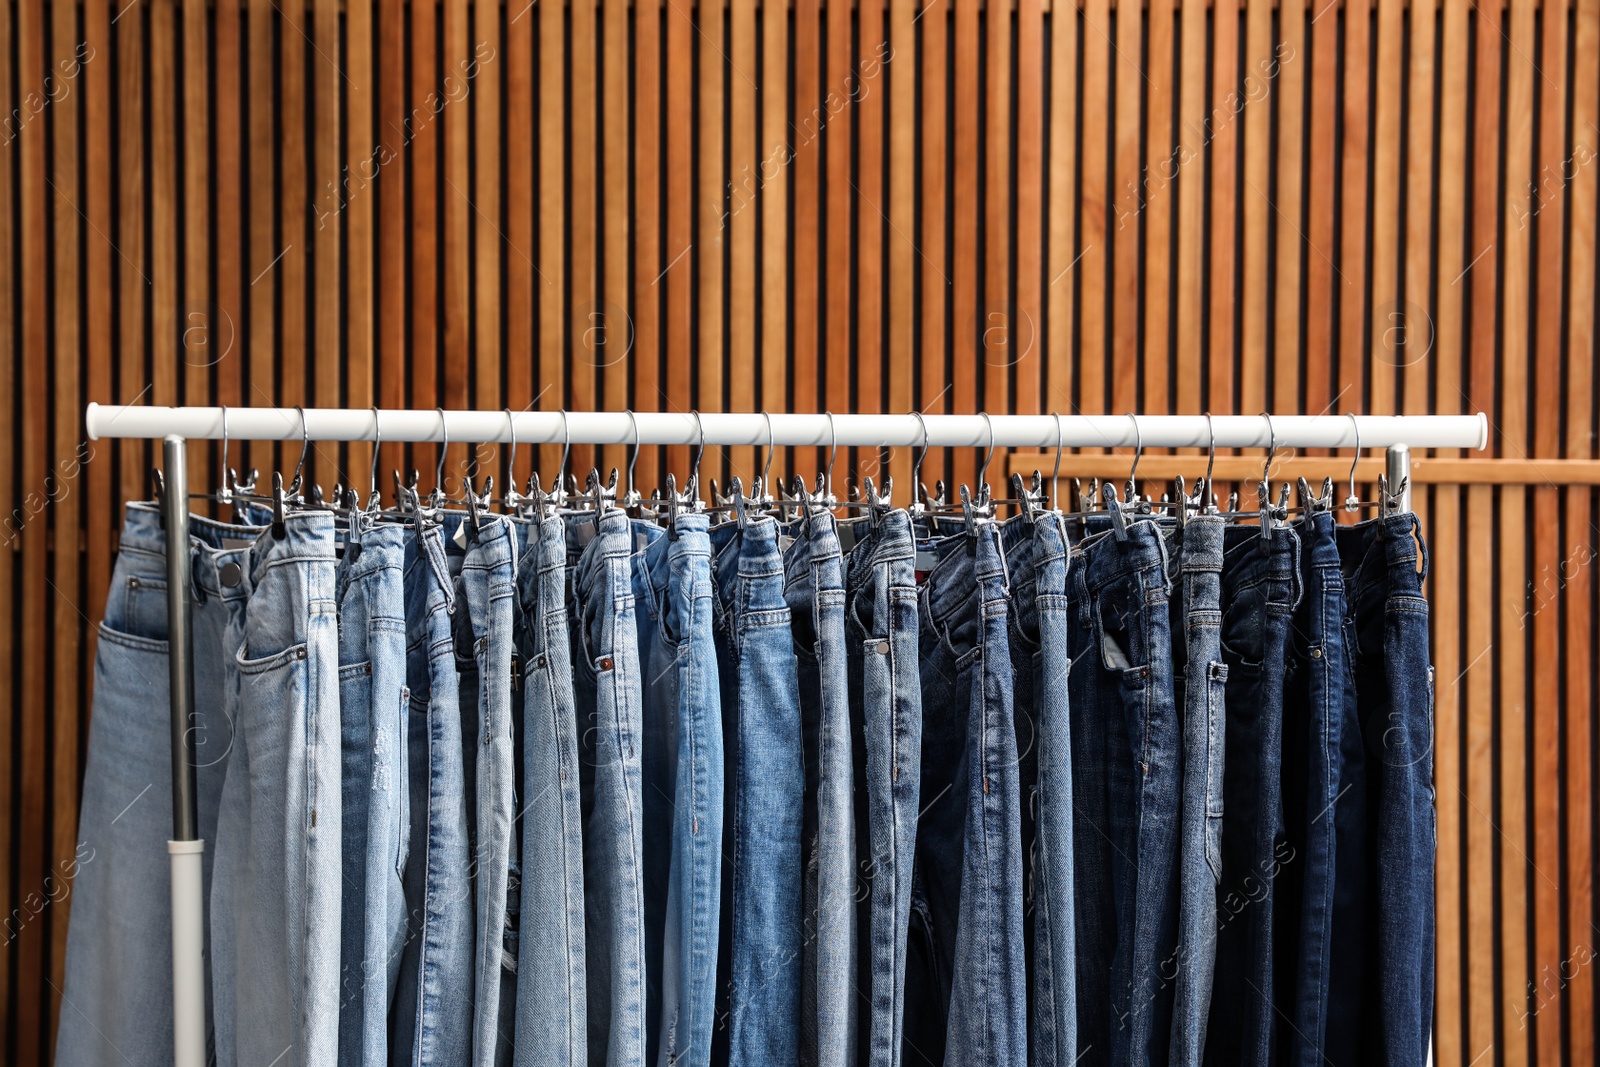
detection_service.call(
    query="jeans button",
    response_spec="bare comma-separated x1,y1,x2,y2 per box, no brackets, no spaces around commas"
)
220,561,243,587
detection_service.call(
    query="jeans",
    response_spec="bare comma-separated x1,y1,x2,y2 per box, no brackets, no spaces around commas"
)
709,515,804,1067
1205,524,1301,1067
568,509,648,1067
1276,512,1353,1066
512,514,588,1066
845,509,923,1067
393,523,475,1067
336,521,412,1066
57,503,262,1066
904,522,1027,1067
1166,516,1226,1067
211,511,342,1066
634,515,724,1067
1331,514,1434,1067
783,512,858,1067
1068,518,1179,1067
1000,512,1076,1066
461,516,522,1066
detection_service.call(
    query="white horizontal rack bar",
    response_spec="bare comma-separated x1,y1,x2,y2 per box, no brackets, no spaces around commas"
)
87,405,1490,451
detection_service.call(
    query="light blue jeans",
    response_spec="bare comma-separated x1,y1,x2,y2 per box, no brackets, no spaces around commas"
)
211,511,342,1066
512,513,588,1066
844,510,922,1067
461,515,522,1065
569,509,648,1067
634,514,724,1067
1000,512,1077,1066
783,512,857,1067
336,521,412,1066
709,515,804,1067
393,522,475,1066
57,502,263,1066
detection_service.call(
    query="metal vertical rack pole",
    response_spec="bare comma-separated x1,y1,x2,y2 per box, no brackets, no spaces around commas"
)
84,406,1488,1067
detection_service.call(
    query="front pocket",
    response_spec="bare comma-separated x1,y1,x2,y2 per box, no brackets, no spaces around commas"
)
122,574,170,642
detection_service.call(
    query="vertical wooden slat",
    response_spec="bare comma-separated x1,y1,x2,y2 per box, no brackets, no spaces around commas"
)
0,0,14,1048
987,0,1015,422
346,0,374,487
378,0,408,484
183,0,209,472
759,0,787,477
1499,486,1531,1067
1046,0,1077,440
858,0,885,442
886,0,915,493
1432,486,1464,1067
442,0,469,484
1303,0,1336,416
601,0,631,482
1109,0,1138,415
919,0,947,429
698,0,725,481
279,0,307,444
1470,0,1502,443
951,0,978,489
412,0,440,477
1369,0,1401,417
314,0,340,486
1272,0,1305,417
1336,0,1370,416
537,0,564,476
1239,0,1270,418
1173,0,1204,417
1014,0,1043,430
1464,482,1497,1065
791,0,819,472
569,0,596,476
17,0,48,1054
1080,0,1109,420
824,0,851,430
1208,0,1238,414
1402,0,1435,419
248,0,275,467
633,0,661,491
473,0,500,481
1143,0,1174,417
727,0,757,484
663,0,692,476
152,0,178,416
1565,6,1600,1059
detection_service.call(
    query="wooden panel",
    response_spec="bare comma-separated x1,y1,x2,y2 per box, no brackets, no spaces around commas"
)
3,2,1597,1061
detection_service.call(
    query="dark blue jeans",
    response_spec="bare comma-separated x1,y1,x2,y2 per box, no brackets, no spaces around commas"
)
1068,519,1180,1067
845,510,923,1067
904,523,1027,1067
1165,515,1227,1067
1000,513,1077,1065
709,515,804,1067
1205,524,1301,1067
1329,514,1434,1067
1276,511,1356,1067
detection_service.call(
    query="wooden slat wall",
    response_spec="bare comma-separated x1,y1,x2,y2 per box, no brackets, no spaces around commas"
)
1,0,1597,1063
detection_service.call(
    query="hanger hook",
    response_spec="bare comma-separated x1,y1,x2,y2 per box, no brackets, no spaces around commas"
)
626,410,641,502
218,405,231,495
1125,413,1143,494
761,411,776,495
823,410,838,500
911,411,931,493
433,408,450,496
690,410,706,495
1204,412,1217,501
503,409,519,493
1049,412,1065,510
1261,411,1278,485
977,412,997,489
1345,413,1362,511
288,405,311,496
369,407,382,506
556,410,571,493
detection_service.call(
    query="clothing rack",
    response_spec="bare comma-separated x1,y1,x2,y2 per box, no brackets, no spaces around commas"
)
82,404,1488,1067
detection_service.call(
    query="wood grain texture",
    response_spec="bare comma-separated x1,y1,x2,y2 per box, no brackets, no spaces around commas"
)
1,4,1592,1063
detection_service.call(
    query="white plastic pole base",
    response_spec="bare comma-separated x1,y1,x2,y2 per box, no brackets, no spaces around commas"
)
169,839,206,1067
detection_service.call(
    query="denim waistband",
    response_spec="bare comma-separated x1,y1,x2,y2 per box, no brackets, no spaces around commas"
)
1337,512,1427,609
1221,521,1303,608
845,509,916,594
920,522,1010,628
710,515,788,619
249,511,338,586
782,511,846,592
516,512,569,620
632,513,711,628
1071,517,1171,596
117,501,270,605
998,511,1070,651
1168,513,1226,574
569,507,636,605
340,521,407,587
466,513,519,582
1295,511,1343,571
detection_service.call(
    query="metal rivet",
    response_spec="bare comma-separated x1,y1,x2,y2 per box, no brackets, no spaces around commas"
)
600,656,614,671
220,561,243,587
1311,647,1323,659
297,648,307,660
128,576,139,589
876,640,890,654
